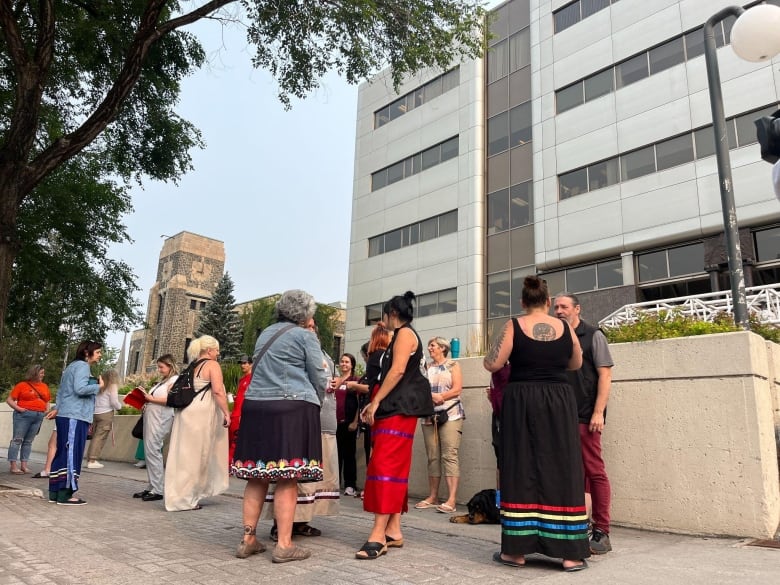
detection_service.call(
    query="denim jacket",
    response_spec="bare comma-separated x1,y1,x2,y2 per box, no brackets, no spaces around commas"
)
244,322,328,407
55,360,100,423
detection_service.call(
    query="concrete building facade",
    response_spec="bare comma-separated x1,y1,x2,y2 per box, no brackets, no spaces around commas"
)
345,0,780,353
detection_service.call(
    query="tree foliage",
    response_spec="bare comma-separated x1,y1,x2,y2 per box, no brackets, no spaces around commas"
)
0,0,485,343
196,273,242,360
239,294,341,357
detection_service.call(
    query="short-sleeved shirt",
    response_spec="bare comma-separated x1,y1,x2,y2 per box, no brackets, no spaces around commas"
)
10,381,50,412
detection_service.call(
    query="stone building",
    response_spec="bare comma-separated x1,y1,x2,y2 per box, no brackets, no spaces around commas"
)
127,232,225,375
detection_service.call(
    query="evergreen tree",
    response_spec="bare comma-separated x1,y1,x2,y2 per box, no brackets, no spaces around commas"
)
196,273,242,361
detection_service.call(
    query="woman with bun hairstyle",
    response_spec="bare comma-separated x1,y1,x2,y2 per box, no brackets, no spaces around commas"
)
146,335,231,512
356,291,433,560
483,275,588,572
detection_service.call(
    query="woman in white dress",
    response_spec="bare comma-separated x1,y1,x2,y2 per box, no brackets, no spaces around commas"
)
133,355,178,501
146,335,231,511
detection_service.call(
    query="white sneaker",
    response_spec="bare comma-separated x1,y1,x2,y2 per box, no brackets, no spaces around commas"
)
134,461,146,469
344,487,356,497
86,461,104,469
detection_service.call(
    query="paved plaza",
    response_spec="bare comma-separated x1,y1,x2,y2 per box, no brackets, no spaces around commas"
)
0,452,778,585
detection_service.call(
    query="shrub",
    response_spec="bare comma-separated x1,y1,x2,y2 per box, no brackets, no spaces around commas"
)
602,310,779,344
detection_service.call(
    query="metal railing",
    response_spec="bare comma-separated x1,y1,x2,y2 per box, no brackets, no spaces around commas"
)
598,283,780,328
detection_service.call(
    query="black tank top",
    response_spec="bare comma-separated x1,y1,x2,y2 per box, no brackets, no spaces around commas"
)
509,317,573,384
376,323,434,419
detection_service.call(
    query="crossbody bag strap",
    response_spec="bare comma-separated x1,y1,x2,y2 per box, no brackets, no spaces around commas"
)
250,323,297,379
25,382,45,402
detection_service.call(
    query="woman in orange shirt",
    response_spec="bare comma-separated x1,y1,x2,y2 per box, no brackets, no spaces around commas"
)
6,365,50,474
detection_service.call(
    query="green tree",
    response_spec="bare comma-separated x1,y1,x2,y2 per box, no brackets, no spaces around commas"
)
0,1,485,339
239,295,278,355
196,273,242,361
314,303,339,358
238,295,340,357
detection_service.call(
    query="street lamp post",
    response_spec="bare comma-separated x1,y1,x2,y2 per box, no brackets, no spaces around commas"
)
703,6,749,328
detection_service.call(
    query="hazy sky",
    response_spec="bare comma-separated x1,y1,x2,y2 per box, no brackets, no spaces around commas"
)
106,2,502,354
107,17,359,350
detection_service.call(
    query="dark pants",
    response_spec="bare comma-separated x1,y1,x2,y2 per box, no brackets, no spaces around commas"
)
336,421,357,490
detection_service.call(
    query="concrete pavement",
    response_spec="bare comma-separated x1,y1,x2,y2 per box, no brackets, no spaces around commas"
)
0,452,778,585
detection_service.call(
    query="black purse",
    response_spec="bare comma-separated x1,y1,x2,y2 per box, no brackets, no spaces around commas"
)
131,414,144,440
432,402,459,426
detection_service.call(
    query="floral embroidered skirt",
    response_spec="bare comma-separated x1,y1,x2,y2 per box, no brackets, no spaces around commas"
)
231,399,323,483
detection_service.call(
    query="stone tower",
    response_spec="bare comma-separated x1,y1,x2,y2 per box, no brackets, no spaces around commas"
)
127,232,225,375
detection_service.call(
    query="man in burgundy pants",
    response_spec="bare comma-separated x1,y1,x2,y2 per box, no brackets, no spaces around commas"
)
555,293,615,555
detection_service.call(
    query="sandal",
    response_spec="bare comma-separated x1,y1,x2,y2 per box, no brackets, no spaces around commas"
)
10,469,24,475
563,560,588,572
385,535,404,548
414,499,436,509
272,544,311,563
355,541,387,560
436,503,457,514
293,523,322,537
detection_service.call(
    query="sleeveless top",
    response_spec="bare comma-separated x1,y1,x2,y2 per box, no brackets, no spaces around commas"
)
509,317,573,384
376,323,434,419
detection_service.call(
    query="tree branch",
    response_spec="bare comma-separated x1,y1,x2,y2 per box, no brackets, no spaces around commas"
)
0,0,55,201
24,0,236,194
0,0,30,70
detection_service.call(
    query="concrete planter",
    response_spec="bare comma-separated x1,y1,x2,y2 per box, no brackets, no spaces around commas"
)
606,331,780,538
0,408,142,463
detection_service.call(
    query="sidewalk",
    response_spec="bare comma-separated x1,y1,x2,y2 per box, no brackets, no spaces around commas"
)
0,452,778,585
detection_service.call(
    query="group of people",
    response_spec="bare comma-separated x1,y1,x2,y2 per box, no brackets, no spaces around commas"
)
5,280,614,573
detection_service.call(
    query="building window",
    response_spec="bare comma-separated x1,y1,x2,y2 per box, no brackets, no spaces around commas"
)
558,104,778,200
132,351,140,374
510,181,532,228
416,288,458,318
555,15,744,113
189,299,197,310
637,243,705,282
364,288,456,325
554,0,617,34
368,210,457,257
373,67,459,128
755,226,780,262
371,136,459,191
365,303,384,326
183,338,191,364
539,258,624,293
157,294,164,324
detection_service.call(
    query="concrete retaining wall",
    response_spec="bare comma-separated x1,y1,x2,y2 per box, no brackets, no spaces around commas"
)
2,330,778,538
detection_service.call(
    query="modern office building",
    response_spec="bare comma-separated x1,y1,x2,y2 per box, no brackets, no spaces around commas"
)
345,0,780,354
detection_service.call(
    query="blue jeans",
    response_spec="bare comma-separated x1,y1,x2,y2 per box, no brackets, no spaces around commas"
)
8,410,45,463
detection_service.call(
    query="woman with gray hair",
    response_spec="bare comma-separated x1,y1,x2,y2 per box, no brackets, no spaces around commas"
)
415,337,464,514
231,290,328,563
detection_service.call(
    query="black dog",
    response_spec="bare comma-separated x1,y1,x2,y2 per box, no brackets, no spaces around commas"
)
450,489,500,525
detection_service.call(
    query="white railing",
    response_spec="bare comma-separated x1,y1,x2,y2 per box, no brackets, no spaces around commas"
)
598,283,780,328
